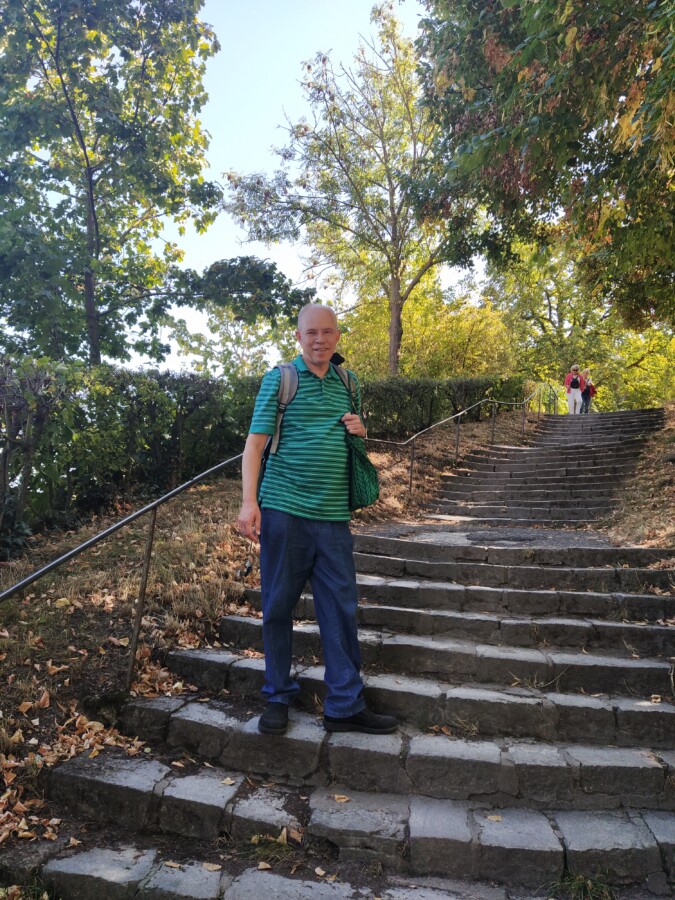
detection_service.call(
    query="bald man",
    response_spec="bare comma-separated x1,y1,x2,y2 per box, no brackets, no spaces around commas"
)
238,304,397,736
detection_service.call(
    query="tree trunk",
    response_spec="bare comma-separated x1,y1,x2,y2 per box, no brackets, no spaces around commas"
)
388,276,403,376
85,171,101,366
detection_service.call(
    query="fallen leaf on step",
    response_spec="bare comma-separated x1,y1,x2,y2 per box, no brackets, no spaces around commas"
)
221,777,235,785
203,863,221,872
36,690,50,709
277,827,287,844
487,815,502,822
258,862,271,870
651,695,662,703
315,867,326,877
164,861,182,869
68,837,81,847
333,794,350,803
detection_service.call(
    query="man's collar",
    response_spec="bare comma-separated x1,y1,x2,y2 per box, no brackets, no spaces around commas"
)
293,355,339,379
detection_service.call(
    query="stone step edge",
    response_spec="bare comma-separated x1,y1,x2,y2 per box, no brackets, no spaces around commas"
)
220,614,673,698
164,649,675,747
26,841,523,900
117,695,675,812
352,551,675,591
354,575,675,620
242,588,675,651
45,750,674,891
351,535,675,566
426,515,606,528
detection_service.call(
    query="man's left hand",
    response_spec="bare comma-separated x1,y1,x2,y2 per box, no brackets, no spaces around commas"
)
341,412,366,437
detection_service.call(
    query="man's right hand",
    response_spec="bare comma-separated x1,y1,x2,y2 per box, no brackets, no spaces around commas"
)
237,499,261,543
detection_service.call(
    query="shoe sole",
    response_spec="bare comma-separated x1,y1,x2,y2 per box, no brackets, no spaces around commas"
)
323,721,397,735
258,723,288,735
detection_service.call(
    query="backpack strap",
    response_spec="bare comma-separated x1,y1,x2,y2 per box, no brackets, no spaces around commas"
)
268,361,357,458
269,362,299,455
333,363,358,413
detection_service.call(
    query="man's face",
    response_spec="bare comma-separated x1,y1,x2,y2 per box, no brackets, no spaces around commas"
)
296,308,341,372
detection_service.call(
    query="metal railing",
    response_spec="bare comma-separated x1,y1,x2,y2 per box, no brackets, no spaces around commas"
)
0,452,243,689
0,380,561,690
366,382,561,493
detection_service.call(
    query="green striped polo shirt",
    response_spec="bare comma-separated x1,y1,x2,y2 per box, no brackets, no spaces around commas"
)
250,356,360,521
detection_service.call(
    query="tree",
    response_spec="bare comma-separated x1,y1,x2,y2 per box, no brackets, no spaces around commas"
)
474,241,675,408
339,282,511,379
169,256,315,377
417,0,674,327
0,0,221,364
226,4,489,376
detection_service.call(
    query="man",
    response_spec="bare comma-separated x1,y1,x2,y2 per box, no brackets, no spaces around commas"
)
237,303,397,737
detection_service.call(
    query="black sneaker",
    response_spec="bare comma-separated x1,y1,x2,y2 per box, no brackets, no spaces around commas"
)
323,707,398,734
258,702,289,735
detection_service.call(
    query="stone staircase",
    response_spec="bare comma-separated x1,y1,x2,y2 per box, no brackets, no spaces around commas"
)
435,409,665,525
14,409,675,899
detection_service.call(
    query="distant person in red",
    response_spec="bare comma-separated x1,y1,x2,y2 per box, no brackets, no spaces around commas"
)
564,364,586,414
580,369,597,414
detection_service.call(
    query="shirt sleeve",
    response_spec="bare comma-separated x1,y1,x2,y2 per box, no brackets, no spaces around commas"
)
249,368,281,435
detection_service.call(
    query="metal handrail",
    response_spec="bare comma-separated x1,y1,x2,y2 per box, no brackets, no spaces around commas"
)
0,451,243,688
366,382,560,492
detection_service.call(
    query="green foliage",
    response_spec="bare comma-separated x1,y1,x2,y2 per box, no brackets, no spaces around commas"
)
0,0,221,363
548,871,616,900
225,4,489,375
229,372,526,442
169,257,315,377
473,241,675,410
361,376,526,438
417,0,674,327
339,282,512,379
0,360,244,555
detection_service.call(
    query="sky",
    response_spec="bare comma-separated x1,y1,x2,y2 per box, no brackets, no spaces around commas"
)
167,0,424,277
151,1,426,367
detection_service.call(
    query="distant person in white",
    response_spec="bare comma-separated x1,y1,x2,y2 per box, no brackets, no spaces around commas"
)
564,365,585,415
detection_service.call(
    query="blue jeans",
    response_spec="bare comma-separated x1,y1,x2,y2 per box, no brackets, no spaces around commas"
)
580,395,591,414
259,509,365,717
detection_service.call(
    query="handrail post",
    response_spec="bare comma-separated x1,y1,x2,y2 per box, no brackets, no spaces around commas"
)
521,400,526,438
537,388,542,421
125,507,158,692
554,392,558,416
408,438,416,494
455,416,461,463
490,401,496,443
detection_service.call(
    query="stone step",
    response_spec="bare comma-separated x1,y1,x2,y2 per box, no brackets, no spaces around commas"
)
439,487,621,501
443,470,633,486
220,615,673,696
352,534,675,568
351,573,675,622
433,503,611,521
426,514,607,528
468,440,644,458
532,422,661,434
465,459,637,475
536,411,663,424
535,416,663,429
44,741,675,891
165,649,675,747
118,697,675,813
242,588,674,654
37,842,526,900
352,551,675,593
531,433,655,446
